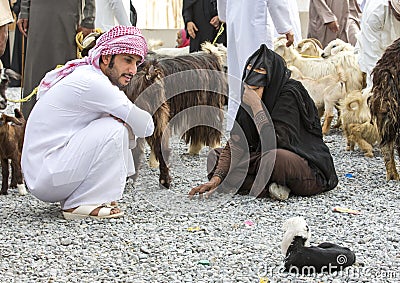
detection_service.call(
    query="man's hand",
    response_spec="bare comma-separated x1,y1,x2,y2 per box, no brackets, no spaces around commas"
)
209,16,220,29
188,176,221,199
77,26,95,38
285,30,294,47
17,18,28,37
327,21,339,33
187,21,198,39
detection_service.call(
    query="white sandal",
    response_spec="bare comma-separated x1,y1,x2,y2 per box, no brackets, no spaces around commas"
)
62,204,124,220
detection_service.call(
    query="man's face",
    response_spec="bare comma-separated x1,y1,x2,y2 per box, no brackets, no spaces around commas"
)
176,31,183,46
0,25,9,57
102,53,141,90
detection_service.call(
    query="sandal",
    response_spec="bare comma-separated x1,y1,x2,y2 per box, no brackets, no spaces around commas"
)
62,204,124,220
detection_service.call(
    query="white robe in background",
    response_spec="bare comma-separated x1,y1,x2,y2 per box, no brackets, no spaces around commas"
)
355,0,400,88
217,0,293,130
267,0,302,45
95,0,131,31
21,65,154,209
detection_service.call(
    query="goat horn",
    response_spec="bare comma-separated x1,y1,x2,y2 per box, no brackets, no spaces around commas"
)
308,38,323,49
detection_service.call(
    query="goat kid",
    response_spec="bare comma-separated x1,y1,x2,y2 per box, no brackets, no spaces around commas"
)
340,90,379,158
0,109,27,195
0,67,21,110
282,217,356,275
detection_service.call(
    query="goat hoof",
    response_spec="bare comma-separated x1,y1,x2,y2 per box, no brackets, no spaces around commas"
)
364,152,373,158
386,173,400,181
1,191,8,195
159,179,171,189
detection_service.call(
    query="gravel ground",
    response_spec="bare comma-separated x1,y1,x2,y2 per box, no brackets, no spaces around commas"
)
1,87,400,283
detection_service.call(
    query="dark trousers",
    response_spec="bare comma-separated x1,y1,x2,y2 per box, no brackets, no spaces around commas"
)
207,148,326,197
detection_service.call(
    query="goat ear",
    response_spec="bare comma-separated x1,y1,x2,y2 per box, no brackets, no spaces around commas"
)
5,69,21,81
300,42,311,53
145,65,154,80
3,114,23,125
146,65,160,81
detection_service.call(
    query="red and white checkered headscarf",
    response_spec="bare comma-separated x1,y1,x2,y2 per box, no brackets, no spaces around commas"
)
37,25,148,99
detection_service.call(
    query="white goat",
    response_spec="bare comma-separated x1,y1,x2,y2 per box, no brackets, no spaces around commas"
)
321,39,354,58
289,65,346,135
274,37,363,93
147,39,190,56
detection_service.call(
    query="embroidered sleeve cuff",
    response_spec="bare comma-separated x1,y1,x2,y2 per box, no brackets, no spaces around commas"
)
254,110,269,131
213,170,227,181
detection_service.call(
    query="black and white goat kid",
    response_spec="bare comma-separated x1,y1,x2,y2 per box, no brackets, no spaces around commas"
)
281,217,356,275
0,67,21,109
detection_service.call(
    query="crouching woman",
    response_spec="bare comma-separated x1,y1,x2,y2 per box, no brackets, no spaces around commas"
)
189,44,338,200
21,26,154,219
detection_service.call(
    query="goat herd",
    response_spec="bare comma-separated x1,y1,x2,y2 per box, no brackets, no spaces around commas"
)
274,37,399,181
0,37,399,197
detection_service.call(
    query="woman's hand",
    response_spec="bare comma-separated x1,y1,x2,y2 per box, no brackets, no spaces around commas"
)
243,86,263,113
188,176,221,199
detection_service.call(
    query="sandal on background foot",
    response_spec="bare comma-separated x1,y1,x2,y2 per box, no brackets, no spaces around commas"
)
62,204,124,220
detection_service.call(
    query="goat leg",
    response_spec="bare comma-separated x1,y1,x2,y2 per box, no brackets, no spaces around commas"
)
333,104,342,128
357,138,374,158
130,138,146,183
1,159,9,195
10,155,23,188
154,137,171,189
380,142,400,181
322,114,334,135
350,124,374,157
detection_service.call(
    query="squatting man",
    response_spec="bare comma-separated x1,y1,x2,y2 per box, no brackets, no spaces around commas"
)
21,26,154,220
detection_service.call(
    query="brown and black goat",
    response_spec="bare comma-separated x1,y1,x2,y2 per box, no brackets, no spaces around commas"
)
0,109,27,195
125,50,227,188
369,38,400,181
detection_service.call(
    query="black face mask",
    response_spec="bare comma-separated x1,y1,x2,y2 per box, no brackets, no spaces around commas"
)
243,51,268,87
243,68,268,87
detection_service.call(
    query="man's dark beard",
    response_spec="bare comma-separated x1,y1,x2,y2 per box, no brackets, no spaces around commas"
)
106,59,128,91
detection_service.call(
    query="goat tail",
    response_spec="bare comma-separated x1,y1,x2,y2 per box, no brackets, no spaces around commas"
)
200,41,225,66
